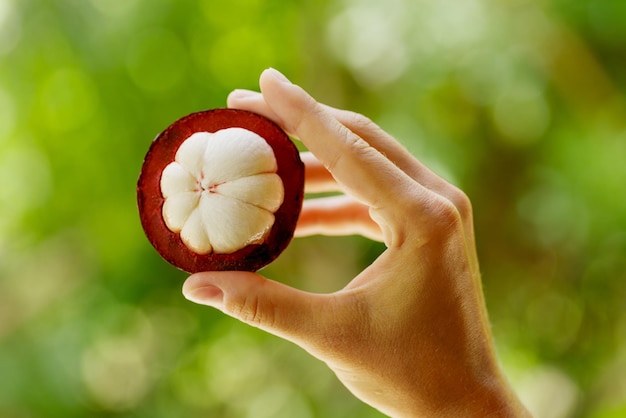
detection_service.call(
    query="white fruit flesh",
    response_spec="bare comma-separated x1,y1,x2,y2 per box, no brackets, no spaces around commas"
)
160,128,284,254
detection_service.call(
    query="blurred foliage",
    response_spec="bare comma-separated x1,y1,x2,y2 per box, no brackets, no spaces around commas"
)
1,0,625,417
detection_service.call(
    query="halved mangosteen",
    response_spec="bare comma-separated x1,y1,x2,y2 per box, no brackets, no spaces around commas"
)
137,108,304,273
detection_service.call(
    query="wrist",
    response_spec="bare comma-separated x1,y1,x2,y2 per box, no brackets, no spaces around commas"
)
354,368,530,418
433,374,531,418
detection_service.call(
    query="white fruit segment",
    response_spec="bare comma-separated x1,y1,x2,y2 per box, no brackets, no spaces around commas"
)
160,128,284,254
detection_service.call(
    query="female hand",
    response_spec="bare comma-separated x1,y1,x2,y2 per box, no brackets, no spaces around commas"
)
182,68,530,417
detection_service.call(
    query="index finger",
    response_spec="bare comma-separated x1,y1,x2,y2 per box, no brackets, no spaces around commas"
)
259,69,420,210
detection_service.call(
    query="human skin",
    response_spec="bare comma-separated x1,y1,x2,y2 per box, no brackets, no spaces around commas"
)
182,68,532,417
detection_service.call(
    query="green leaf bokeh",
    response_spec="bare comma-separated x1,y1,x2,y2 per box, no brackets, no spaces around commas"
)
1,0,625,417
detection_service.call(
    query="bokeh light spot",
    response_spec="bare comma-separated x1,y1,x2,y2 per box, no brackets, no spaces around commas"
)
80,306,155,411
81,337,150,411
493,83,550,145
205,331,271,403
525,291,584,353
39,68,99,133
517,171,590,250
206,26,275,89
0,0,21,56
518,365,580,418
419,0,487,50
126,28,188,94
0,144,51,235
247,385,313,418
327,2,408,87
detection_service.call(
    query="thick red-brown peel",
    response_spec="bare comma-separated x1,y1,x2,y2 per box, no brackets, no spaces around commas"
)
137,108,304,273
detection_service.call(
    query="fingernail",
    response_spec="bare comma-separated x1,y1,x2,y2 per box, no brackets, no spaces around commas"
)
229,89,258,99
266,67,292,84
183,285,224,308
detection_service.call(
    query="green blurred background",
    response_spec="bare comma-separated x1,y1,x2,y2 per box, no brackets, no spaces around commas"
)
1,0,625,417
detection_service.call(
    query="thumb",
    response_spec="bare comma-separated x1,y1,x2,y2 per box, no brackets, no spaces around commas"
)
182,271,324,345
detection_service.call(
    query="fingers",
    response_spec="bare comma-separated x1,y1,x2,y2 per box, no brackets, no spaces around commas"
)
323,107,439,189
227,83,467,218
296,195,384,242
227,89,282,129
326,107,474,221
227,85,438,194
257,68,420,211
183,271,325,345
227,89,428,191
227,69,473,248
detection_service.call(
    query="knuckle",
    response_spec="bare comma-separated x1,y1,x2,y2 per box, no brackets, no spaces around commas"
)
229,295,275,329
423,197,467,243
346,111,375,129
326,128,366,173
436,198,463,226
343,111,382,138
379,181,474,248
286,96,319,136
445,186,473,220
405,191,463,232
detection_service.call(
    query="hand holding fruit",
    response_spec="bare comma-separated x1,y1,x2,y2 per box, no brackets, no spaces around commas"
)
179,69,530,417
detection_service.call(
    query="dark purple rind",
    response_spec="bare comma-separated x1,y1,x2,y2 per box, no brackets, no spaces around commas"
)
137,109,304,273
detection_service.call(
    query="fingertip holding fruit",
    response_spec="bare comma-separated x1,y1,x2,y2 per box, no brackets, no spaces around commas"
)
137,109,305,273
